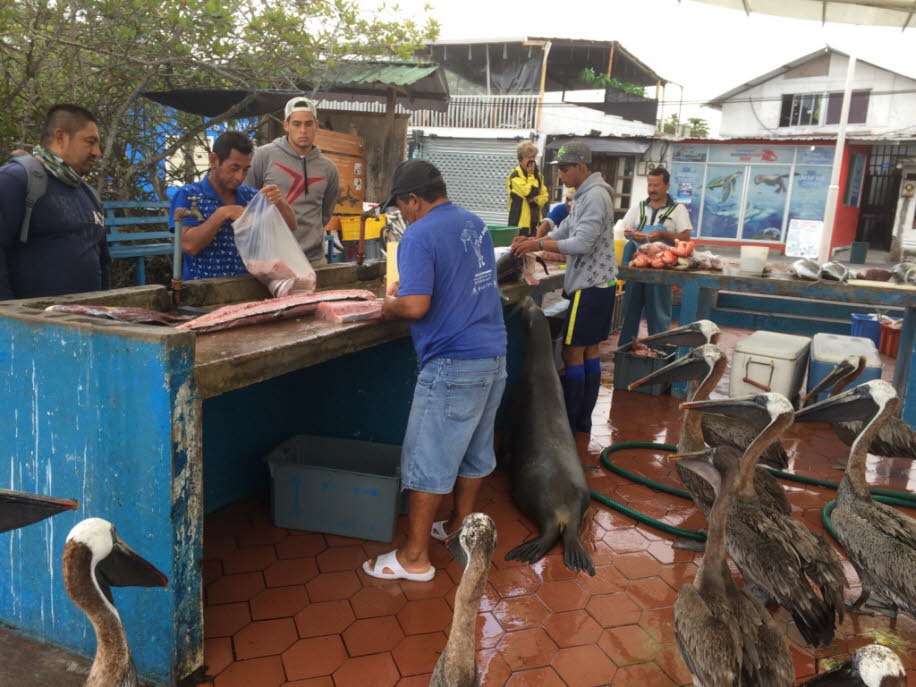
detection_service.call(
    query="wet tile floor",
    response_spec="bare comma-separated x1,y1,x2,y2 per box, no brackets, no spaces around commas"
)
198,324,916,687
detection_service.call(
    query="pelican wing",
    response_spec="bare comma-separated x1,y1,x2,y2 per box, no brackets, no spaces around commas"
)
674,585,741,687
835,417,916,460
702,415,790,469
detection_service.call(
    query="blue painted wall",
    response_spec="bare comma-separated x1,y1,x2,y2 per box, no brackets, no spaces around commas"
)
0,317,200,685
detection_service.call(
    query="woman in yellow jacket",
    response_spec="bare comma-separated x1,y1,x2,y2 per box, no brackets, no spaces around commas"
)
507,141,549,236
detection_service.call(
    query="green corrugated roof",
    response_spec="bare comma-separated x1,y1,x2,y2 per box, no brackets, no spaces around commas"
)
321,62,440,87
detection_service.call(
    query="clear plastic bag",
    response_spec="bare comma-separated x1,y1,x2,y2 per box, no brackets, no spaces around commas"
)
233,193,316,298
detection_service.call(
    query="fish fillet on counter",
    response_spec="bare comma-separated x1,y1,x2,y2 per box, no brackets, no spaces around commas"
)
44,304,191,325
315,299,383,324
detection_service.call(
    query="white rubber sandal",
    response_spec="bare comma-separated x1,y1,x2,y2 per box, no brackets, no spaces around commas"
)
362,550,435,582
430,520,449,542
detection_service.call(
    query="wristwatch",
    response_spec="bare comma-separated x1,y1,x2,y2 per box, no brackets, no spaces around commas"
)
538,239,544,250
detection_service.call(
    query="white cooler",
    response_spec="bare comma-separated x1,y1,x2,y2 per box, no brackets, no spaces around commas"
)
729,331,811,402
807,333,882,404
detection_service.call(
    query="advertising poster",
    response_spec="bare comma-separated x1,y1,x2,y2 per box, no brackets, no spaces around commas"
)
742,165,791,241
700,165,744,238
785,219,824,258
845,152,866,207
672,144,708,163
670,163,704,229
796,146,834,165
788,166,831,222
709,145,793,164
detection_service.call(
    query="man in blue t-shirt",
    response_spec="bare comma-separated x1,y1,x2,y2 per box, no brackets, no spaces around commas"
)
169,131,295,280
363,159,507,583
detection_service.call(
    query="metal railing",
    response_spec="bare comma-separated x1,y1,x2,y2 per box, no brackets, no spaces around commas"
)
410,95,540,129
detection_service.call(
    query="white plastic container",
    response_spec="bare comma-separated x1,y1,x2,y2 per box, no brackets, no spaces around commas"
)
729,331,811,401
739,246,769,275
807,333,882,403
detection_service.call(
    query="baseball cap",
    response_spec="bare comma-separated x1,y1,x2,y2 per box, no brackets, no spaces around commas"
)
381,159,446,211
284,96,317,121
550,141,592,166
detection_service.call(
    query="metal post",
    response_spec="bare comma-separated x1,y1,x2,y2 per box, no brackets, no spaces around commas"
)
817,54,856,263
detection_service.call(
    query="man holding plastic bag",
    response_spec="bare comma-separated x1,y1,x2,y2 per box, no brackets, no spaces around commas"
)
169,130,299,290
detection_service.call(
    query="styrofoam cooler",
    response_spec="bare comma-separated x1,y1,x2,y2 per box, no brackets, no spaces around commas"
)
729,331,811,402
807,333,882,403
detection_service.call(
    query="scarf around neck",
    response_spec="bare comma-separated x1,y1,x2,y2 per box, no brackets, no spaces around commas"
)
32,145,84,188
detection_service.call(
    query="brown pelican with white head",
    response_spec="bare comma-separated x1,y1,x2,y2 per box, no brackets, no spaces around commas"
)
673,431,793,685
681,393,847,647
628,345,791,518
635,319,721,348
430,512,497,687
0,489,77,533
802,356,916,461
795,380,916,619
798,644,906,687
63,518,168,687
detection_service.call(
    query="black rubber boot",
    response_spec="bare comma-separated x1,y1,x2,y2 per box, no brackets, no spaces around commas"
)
577,371,601,434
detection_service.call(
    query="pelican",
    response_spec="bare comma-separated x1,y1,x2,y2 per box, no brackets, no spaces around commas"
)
802,356,916,461
798,644,905,686
673,448,793,685
795,380,916,619
63,518,168,687
629,345,791,517
635,319,720,348
682,394,847,647
430,513,497,687
0,489,77,533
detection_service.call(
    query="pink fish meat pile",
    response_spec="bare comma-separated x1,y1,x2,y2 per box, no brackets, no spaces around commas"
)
315,299,383,324
176,289,377,334
45,304,191,326
245,259,316,297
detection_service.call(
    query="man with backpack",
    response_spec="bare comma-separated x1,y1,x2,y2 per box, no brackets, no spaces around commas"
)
0,104,109,300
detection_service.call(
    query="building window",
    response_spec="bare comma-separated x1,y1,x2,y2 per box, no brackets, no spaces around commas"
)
779,93,822,127
826,91,869,125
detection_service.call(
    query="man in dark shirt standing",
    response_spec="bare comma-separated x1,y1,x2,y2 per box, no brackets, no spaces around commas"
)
0,104,109,300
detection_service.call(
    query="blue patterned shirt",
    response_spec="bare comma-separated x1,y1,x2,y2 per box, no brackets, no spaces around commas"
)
169,175,258,280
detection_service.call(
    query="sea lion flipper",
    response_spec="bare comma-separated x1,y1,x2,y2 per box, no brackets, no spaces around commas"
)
562,527,595,576
504,524,558,564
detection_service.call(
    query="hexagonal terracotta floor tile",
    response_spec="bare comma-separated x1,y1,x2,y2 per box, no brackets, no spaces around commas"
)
626,577,678,610
204,534,236,560
542,609,603,648
214,655,285,687
293,599,355,638
585,592,642,628
203,637,233,678
504,666,566,686
316,545,367,573
576,564,627,595
283,679,334,687
234,618,298,659
397,597,453,635
393,676,433,687
265,557,319,587
205,602,252,639
276,533,327,559
646,539,695,565
477,612,505,649
203,559,223,586
350,583,407,618
282,635,347,680
598,624,660,666
536,580,589,613
496,627,558,672
492,595,551,632
332,653,400,687
611,661,677,686
222,544,277,575
551,644,617,686
477,648,513,686
398,571,455,601
342,616,404,656
653,641,695,686
488,565,542,599
638,607,676,644
250,585,309,620
236,522,287,548
657,562,698,590
306,570,361,602
392,632,448,676
614,551,665,580
207,572,265,604
603,528,652,554
529,554,578,582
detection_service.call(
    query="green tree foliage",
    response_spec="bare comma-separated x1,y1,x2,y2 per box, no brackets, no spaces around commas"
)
660,114,709,137
0,0,439,200
577,68,646,97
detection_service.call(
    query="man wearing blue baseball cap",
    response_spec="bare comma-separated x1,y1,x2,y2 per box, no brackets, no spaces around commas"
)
513,141,616,435
363,159,507,583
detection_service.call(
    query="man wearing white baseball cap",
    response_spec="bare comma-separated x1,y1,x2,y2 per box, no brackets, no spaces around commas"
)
245,96,339,266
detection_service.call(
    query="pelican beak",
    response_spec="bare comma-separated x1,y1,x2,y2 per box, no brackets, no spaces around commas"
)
670,456,722,496
0,490,78,535
681,395,771,426
445,528,469,571
795,385,876,424
97,532,168,591
636,320,719,348
801,360,856,406
628,351,708,390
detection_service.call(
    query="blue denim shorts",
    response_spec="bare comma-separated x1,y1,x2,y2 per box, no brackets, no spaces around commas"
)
401,356,507,494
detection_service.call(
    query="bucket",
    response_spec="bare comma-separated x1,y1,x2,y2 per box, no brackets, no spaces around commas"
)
739,246,769,275
879,321,901,358
850,313,881,347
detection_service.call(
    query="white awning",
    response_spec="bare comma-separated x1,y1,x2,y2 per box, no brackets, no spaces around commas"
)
685,0,915,29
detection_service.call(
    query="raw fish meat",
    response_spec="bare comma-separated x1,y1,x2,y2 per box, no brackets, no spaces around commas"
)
315,299,383,324
45,304,191,325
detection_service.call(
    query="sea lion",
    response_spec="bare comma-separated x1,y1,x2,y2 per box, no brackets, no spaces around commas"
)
502,298,595,575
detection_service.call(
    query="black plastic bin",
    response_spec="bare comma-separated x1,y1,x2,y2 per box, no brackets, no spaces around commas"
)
613,343,677,395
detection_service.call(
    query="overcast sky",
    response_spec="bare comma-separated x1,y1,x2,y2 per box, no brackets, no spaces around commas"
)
363,0,916,133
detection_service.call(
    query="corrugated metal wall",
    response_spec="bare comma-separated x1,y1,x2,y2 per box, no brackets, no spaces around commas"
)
418,136,521,225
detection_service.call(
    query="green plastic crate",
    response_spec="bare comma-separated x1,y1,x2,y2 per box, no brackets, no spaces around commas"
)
487,225,520,247
267,435,403,542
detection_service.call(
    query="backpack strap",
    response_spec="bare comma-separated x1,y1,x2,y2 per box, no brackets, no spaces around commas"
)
9,155,48,243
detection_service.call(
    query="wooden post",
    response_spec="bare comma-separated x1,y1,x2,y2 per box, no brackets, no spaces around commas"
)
380,87,399,197
534,41,552,130
606,43,616,78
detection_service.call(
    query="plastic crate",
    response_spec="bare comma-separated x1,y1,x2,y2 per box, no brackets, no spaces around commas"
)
613,343,677,395
850,313,881,348
487,225,520,247
879,321,901,358
267,435,403,542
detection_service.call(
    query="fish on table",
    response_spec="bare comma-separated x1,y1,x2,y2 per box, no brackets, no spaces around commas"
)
787,259,822,281
44,304,192,325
